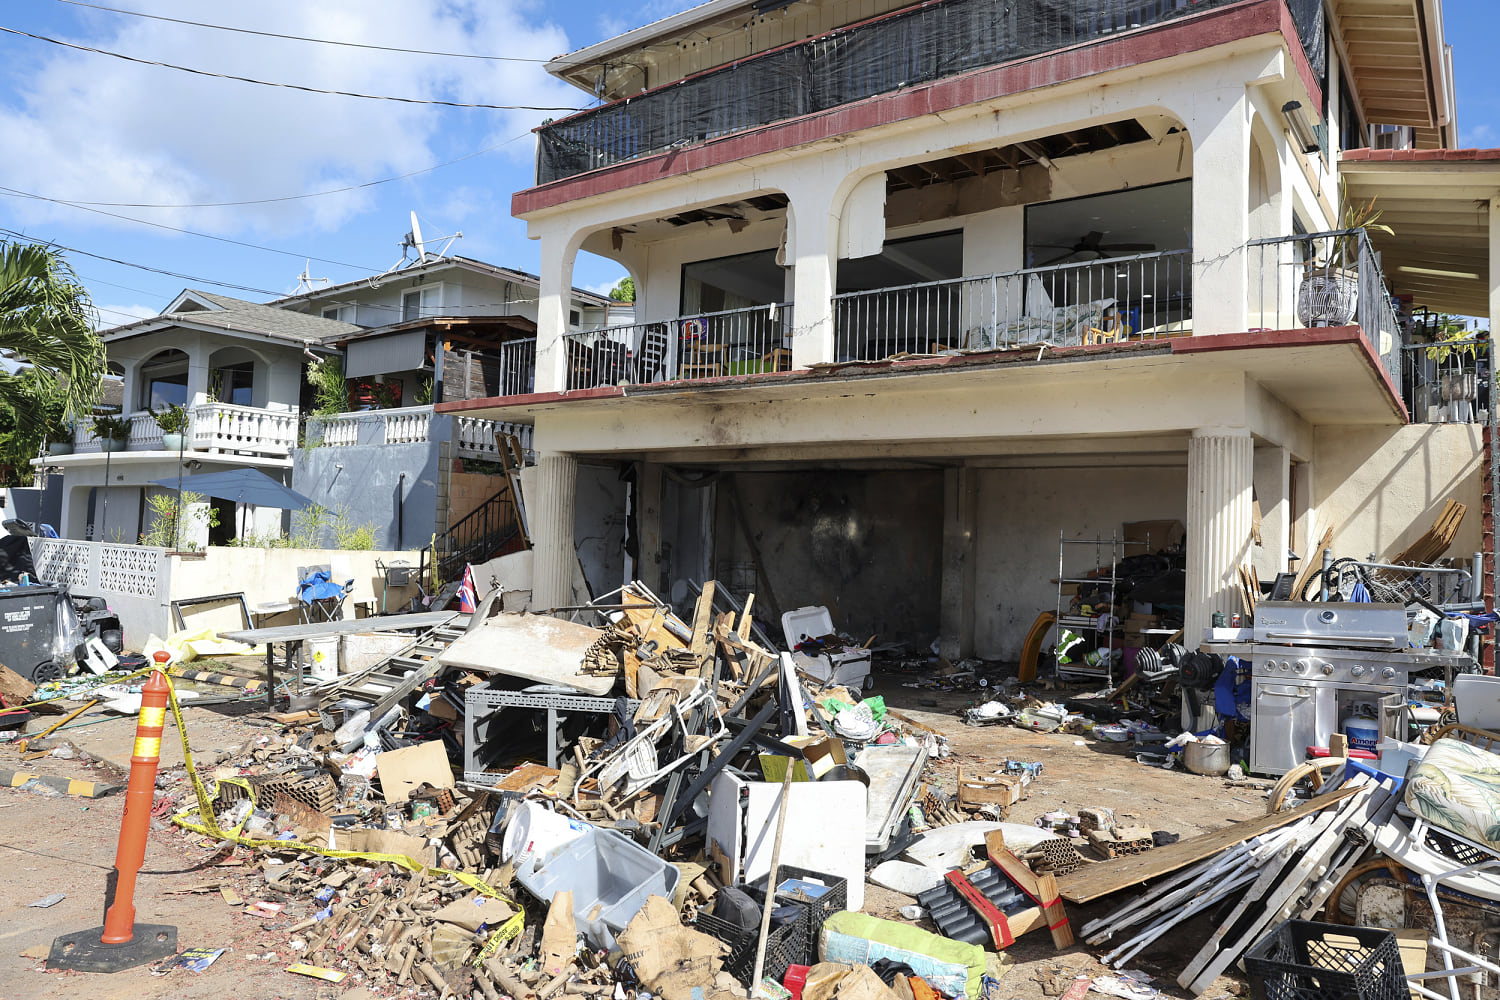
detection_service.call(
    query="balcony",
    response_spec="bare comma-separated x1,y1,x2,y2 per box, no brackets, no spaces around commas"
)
69,403,298,459
1402,335,1491,425
561,303,793,391
304,405,535,460
536,0,1325,184
833,249,1192,359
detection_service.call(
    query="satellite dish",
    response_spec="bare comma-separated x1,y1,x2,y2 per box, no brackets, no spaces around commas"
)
408,211,427,262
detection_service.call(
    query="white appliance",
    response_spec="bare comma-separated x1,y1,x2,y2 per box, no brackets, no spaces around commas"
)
780,605,873,690
706,770,867,909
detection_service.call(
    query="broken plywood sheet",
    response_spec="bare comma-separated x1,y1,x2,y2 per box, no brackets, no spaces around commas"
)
435,612,614,695
1055,786,1358,903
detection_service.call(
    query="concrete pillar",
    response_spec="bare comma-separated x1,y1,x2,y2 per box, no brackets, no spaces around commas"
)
1185,429,1254,641
786,174,843,367
532,452,579,612
939,466,978,660
1252,443,1291,581
533,230,585,394
1189,93,1251,335
636,461,664,593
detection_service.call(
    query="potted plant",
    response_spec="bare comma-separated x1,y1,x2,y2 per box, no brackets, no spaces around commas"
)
45,422,74,456
1297,180,1394,327
151,403,190,452
90,413,130,452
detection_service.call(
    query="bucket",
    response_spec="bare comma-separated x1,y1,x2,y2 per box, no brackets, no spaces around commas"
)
501,800,592,864
1184,740,1230,776
1343,716,1380,753
307,637,340,681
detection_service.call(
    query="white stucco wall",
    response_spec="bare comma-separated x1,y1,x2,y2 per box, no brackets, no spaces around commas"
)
1312,423,1484,566
972,463,1189,661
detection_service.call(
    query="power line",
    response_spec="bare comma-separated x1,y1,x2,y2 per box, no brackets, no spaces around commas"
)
50,0,554,63
0,132,527,209
0,185,383,270
0,25,586,111
0,227,281,296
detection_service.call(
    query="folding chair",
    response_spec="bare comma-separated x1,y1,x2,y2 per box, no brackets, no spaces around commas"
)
296,564,353,624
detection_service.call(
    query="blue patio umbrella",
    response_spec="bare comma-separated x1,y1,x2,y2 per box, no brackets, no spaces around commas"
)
150,468,315,510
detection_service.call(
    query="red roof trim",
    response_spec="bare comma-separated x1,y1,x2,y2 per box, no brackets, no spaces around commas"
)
1172,326,1409,421
514,0,1309,216
1342,148,1500,162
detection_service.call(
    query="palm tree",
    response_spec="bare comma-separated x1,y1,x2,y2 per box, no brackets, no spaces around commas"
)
0,240,105,425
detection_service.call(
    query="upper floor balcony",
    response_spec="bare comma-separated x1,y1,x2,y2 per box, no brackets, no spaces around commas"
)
551,231,1417,408
62,403,299,461
534,0,1326,186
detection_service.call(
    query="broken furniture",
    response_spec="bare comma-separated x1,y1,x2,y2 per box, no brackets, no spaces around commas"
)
918,831,1072,952
780,605,872,691
465,684,641,775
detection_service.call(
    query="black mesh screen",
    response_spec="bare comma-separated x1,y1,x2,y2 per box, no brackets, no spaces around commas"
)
538,0,1324,184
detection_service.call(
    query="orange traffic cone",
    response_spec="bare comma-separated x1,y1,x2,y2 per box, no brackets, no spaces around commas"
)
49,668,178,971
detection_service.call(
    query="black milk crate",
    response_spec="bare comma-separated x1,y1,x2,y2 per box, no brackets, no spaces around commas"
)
695,904,809,986
1245,920,1406,1000
749,865,849,961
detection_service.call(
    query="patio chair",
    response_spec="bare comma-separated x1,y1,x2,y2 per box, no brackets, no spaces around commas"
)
296,564,353,624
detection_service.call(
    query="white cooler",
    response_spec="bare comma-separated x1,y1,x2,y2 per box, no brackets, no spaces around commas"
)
781,605,872,691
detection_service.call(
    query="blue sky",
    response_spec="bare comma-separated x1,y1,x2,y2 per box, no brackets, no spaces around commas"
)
0,1,1493,328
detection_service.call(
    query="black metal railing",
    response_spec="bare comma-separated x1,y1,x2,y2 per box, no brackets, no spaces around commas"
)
1403,337,1491,424
832,249,1191,358
537,0,1323,183
560,303,793,391
421,487,523,589
1245,228,1403,394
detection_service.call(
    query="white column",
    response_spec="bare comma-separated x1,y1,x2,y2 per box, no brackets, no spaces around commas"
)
786,174,842,367
185,335,212,408
533,230,584,394
939,466,978,659
1490,197,1500,347
1189,93,1251,335
1186,429,1254,641
531,452,579,612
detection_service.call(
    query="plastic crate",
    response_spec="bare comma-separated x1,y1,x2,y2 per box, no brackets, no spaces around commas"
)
749,865,849,962
696,905,810,986
1245,920,1407,1000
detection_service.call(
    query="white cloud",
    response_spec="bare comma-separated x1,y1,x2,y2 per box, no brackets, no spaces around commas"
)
0,1,580,237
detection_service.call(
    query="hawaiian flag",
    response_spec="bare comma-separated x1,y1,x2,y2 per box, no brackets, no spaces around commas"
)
458,564,477,614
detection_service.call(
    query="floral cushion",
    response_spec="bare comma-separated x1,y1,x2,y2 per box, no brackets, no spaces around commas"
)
1405,737,1500,849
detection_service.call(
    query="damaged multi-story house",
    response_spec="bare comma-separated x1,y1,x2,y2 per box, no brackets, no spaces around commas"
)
439,0,1493,663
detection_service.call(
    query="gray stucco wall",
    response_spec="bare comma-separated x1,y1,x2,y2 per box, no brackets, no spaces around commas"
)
291,414,449,550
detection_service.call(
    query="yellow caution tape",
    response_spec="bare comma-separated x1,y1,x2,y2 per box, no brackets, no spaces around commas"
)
157,673,523,946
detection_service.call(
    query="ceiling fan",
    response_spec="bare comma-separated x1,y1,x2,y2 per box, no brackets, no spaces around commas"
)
1034,230,1155,267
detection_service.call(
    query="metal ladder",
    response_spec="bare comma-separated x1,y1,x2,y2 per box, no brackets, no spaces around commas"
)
316,613,471,730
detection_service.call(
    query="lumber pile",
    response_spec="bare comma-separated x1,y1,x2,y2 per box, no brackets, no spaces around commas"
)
1081,777,1396,996
1391,498,1466,566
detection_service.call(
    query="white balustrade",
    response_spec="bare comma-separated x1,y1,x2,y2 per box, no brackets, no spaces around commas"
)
190,403,298,456
454,416,533,461
306,405,433,448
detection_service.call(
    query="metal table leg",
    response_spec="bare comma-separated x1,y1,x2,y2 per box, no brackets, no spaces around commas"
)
264,643,276,709
547,707,558,769
287,639,303,696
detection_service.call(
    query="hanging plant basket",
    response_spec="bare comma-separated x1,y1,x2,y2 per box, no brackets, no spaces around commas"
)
1296,266,1359,327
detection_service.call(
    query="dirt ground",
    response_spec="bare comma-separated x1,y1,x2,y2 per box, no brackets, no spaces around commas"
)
0,666,1258,1000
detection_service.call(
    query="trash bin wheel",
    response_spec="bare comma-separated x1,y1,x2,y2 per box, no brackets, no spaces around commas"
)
30,660,62,684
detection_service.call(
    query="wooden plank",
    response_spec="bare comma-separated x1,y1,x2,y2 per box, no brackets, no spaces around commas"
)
1056,787,1359,903
1289,524,1334,602
689,581,716,659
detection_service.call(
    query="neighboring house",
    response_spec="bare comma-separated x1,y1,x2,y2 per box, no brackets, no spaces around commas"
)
36,289,349,545
32,252,615,562
271,255,615,559
437,0,1495,660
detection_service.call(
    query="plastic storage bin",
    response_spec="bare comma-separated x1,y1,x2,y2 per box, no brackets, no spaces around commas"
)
1245,920,1406,1000
516,827,679,950
781,606,872,690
